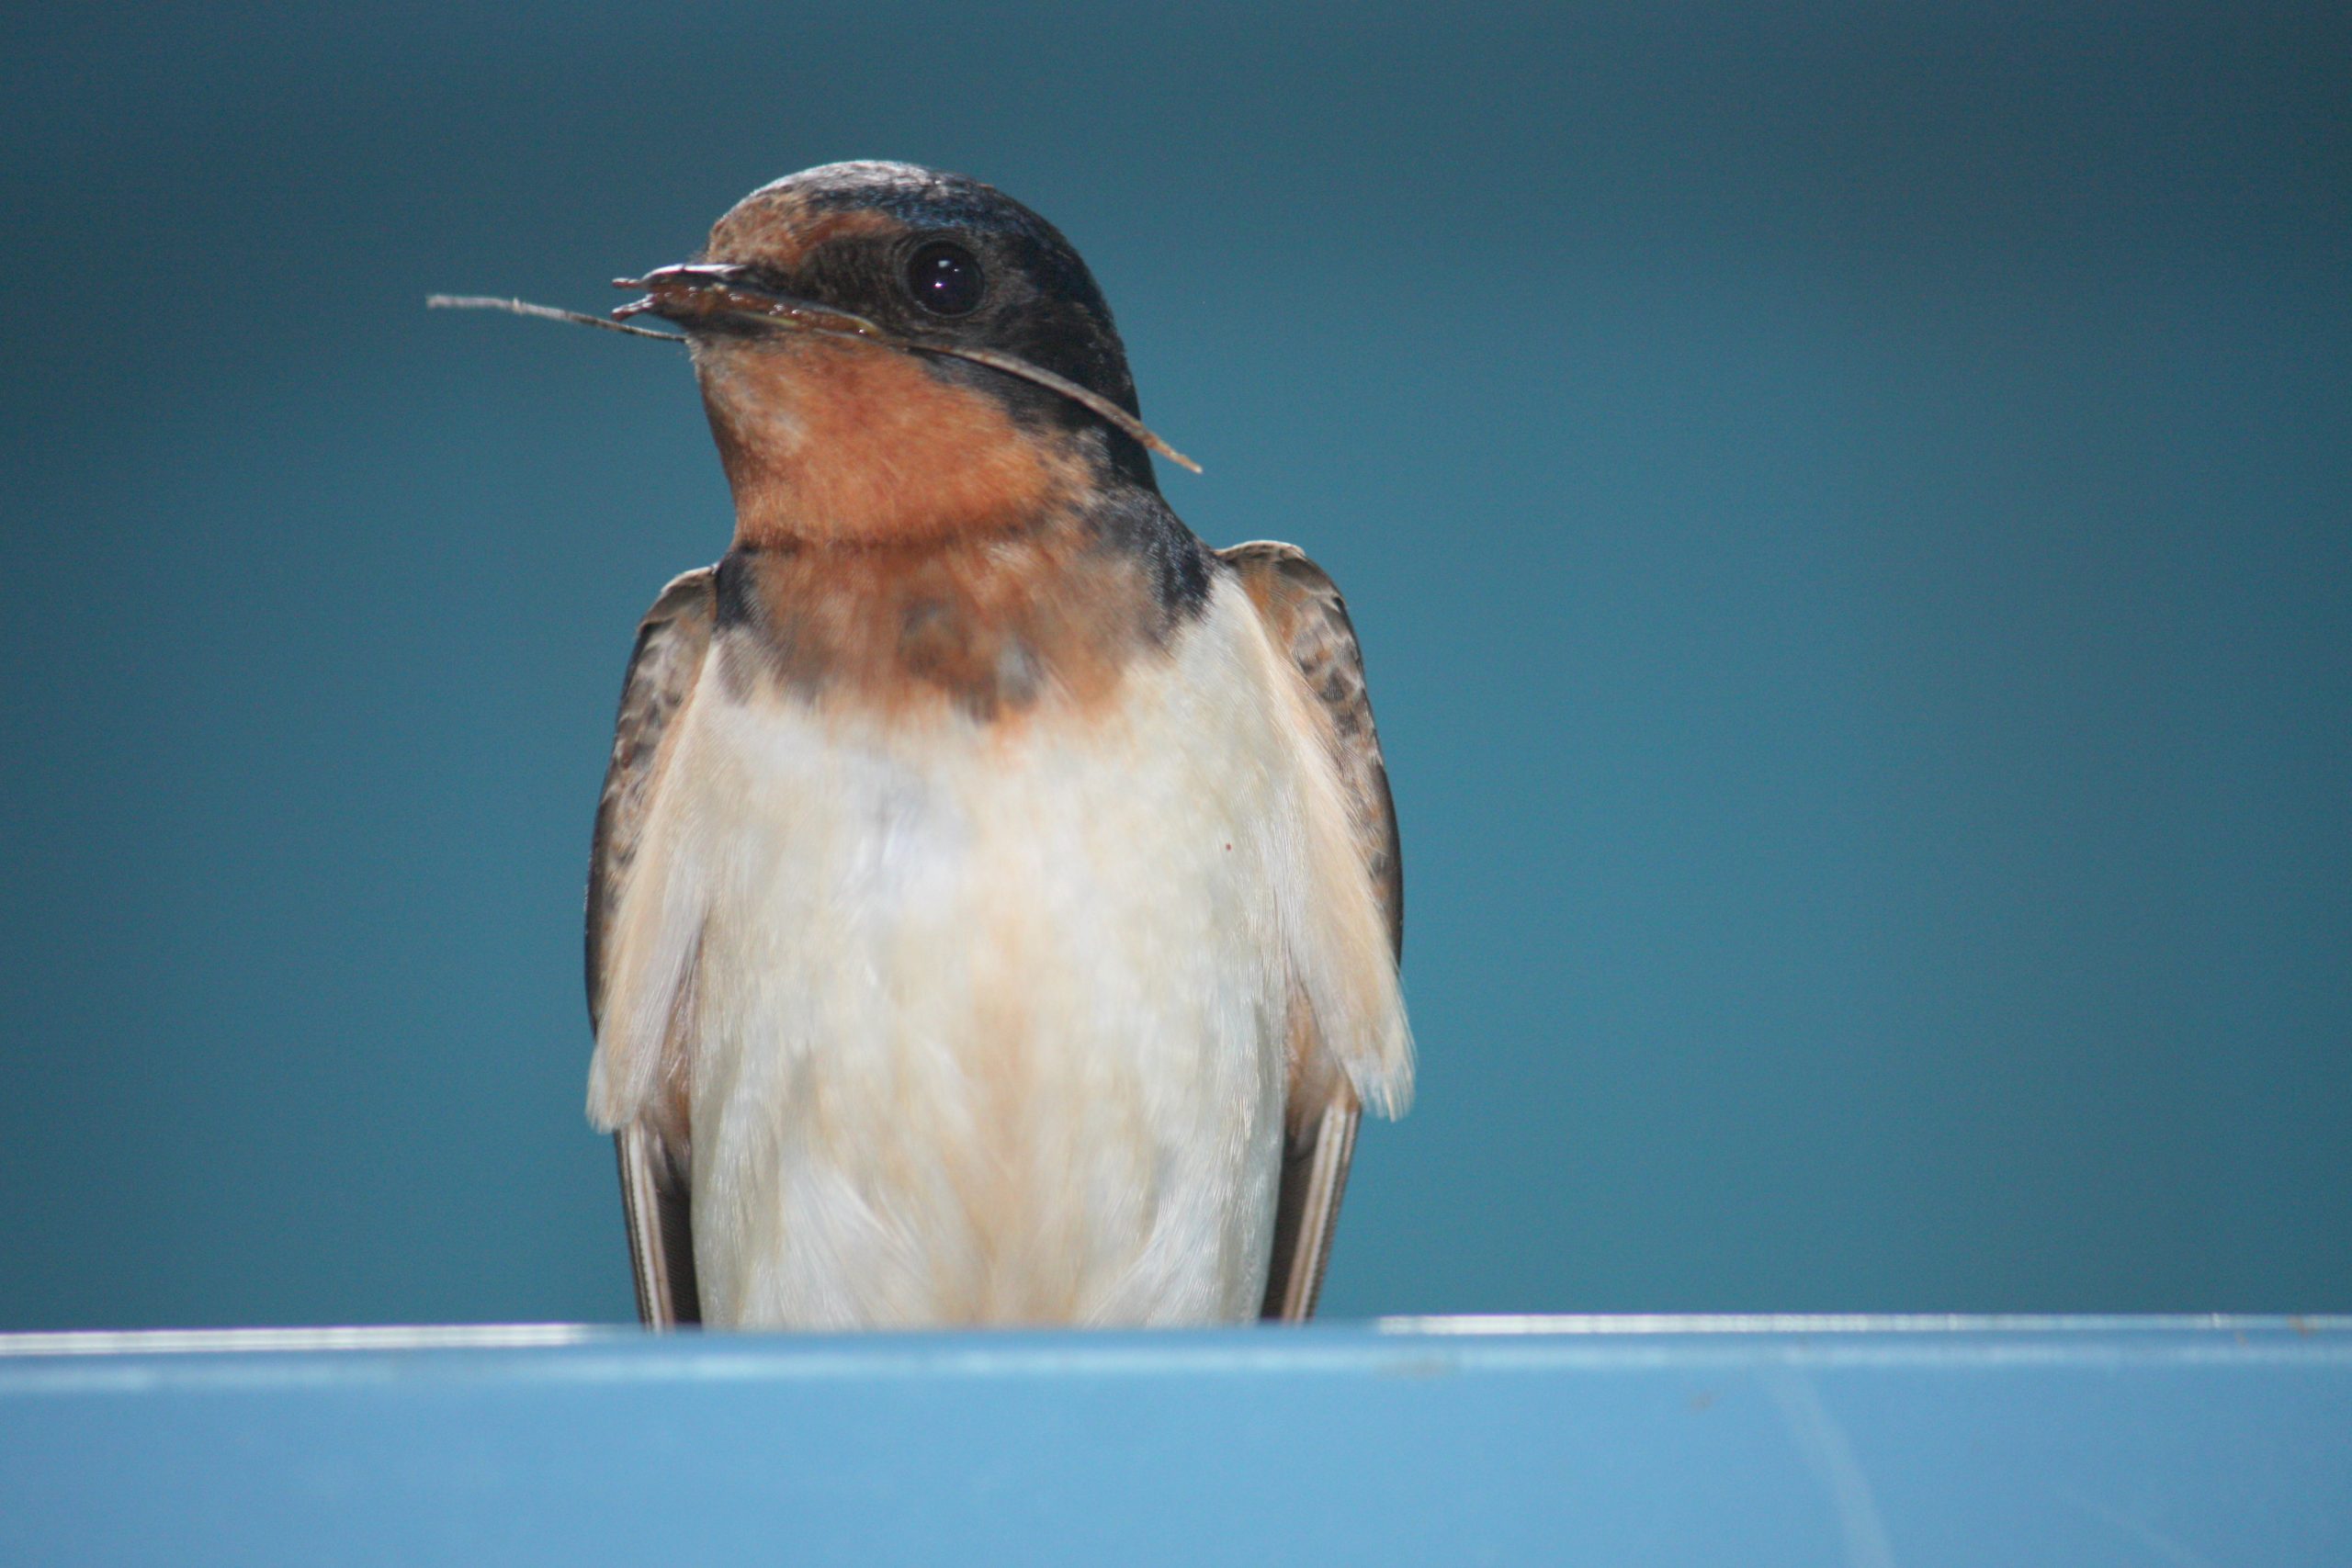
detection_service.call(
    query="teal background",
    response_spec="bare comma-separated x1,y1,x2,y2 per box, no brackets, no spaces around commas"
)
2,3,2345,1329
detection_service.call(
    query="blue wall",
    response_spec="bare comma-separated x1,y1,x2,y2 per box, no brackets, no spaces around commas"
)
3,2,2346,1328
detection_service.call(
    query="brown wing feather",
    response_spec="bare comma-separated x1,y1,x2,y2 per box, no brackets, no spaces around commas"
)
1220,541,1404,1322
585,566,717,1328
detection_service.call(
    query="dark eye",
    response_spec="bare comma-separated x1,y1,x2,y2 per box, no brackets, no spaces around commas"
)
906,240,983,317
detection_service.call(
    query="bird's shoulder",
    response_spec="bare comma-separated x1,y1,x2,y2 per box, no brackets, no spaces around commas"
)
1214,540,1402,956
585,566,718,1030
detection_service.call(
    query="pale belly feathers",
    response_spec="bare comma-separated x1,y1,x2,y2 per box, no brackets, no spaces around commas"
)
589,577,1364,1327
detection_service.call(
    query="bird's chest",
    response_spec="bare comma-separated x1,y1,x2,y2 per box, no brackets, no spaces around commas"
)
670,601,1299,1323
685,654,1293,1061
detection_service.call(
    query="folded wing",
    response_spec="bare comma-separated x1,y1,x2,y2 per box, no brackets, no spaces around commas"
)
584,567,717,1328
1220,542,1408,1321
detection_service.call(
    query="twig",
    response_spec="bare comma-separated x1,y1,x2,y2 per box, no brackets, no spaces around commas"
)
426,294,684,342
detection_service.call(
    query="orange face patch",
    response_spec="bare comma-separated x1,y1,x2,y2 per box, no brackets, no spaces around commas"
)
686,188,1182,724
697,334,1091,548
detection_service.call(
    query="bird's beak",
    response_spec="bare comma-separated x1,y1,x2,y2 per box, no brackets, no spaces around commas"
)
612,265,893,345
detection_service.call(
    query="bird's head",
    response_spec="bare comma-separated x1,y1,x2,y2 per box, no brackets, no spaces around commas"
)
618,162,1174,547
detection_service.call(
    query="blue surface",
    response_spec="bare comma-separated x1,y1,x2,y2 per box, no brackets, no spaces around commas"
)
3,1317,2346,1565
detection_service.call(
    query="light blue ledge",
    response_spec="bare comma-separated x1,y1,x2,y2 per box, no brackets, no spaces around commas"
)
3,1316,2347,1566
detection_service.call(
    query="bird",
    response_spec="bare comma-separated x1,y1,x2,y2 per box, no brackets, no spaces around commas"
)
581,161,1411,1329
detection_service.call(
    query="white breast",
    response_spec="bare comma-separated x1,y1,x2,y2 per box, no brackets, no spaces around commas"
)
609,578,1343,1327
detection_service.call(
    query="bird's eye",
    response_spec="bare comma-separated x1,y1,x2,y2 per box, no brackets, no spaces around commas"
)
905,240,983,317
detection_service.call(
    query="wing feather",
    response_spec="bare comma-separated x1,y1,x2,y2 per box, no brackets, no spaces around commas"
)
584,566,717,1328
1220,541,1406,1322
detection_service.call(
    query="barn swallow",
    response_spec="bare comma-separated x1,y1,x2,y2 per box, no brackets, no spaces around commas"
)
580,161,1411,1328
